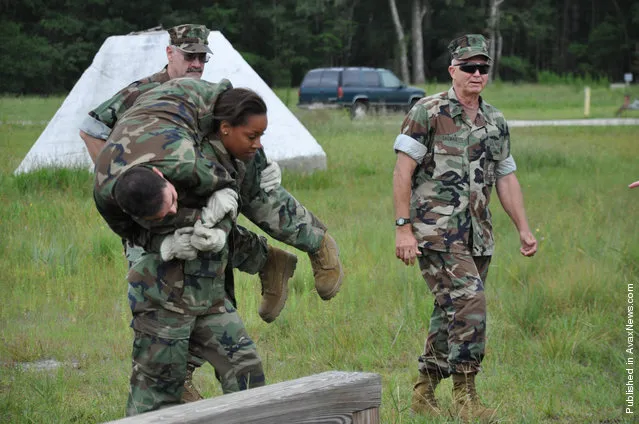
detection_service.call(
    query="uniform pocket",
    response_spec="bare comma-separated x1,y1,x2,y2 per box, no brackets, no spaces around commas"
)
432,153,464,182
127,253,184,308
182,258,227,311
412,195,454,240
412,185,456,222
430,203,454,216
483,135,507,161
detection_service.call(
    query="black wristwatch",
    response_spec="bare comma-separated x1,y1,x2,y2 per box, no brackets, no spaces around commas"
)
395,217,410,226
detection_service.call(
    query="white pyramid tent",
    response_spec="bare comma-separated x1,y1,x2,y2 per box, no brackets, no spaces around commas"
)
15,30,326,174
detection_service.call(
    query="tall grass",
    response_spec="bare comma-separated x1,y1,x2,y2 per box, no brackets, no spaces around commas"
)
1,85,637,423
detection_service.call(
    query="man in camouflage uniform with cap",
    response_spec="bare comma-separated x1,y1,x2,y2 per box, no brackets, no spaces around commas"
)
80,24,343,400
392,34,537,423
94,77,272,415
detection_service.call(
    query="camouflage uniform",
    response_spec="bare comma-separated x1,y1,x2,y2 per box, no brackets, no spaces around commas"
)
94,78,265,415
395,86,514,376
81,67,325,268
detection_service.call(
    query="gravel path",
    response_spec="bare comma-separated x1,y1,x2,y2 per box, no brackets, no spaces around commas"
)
509,118,639,127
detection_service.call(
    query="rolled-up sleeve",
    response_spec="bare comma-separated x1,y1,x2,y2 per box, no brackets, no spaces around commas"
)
80,115,112,140
394,134,427,162
496,154,517,178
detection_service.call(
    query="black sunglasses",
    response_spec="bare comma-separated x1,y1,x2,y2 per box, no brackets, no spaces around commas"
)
457,63,490,75
182,52,210,63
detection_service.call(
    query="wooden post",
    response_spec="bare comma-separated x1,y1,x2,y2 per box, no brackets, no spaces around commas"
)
584,86,591,117
104,371,382,424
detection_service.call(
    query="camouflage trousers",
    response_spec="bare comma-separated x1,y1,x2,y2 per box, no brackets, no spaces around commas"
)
123,212,316,371
229,225,268,274
124,227,267,372
417,250,491,377
126,299,265,416
176,226,268,370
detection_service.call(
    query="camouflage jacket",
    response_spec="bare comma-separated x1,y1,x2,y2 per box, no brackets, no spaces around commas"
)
94,78,240,251
86,68,326,256
81,67,171,139
93,78,250,315
397,87,510,256
84,68,293,238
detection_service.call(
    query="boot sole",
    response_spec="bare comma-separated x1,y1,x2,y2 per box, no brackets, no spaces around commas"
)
312,233,344,301
317,265,343,300
259,255,297,323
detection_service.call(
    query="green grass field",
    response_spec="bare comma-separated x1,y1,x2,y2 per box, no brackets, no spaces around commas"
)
0,84,638,423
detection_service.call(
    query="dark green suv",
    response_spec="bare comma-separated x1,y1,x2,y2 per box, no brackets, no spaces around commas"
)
297,67,425,118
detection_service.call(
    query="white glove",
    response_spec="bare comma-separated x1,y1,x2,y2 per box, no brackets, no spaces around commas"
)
260,158,281,193
201,188,239,226
160,227,198,261
190,220,227,252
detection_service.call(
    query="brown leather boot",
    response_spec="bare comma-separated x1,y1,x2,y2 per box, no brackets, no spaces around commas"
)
181,364,203,403
452,373,497,423
258,246,297,323
308,233,343,300
411,371,443,417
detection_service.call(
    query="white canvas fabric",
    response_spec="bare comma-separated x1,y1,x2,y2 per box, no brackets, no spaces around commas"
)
15,30,326,174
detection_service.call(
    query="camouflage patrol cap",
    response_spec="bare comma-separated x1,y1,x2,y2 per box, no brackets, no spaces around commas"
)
448,34,492,63
167,24,213,54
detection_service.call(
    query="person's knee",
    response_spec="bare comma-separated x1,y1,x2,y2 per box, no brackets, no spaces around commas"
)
230,339,264,391
462,289,486,312
216,351,265,393
238,366,265,390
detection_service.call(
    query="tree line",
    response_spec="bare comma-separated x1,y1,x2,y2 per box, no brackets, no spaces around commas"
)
0,0,637,94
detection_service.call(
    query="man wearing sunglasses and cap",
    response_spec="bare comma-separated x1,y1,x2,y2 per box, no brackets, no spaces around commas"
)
81,24,213,161
392,34,537,422
80,23,343,403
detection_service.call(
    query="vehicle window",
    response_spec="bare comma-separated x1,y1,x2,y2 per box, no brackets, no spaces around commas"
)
342,70,361,87
380,70,402,88
320,71,340,88
362,71,380,87
301,70,322,87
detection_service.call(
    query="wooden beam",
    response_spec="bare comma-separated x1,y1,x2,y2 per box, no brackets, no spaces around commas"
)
353,407,380,424
105,371,382,424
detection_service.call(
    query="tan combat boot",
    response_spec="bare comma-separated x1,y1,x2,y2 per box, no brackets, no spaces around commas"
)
452,373,497,423
411,371,443,417
181,364,203,403
308,232,343,300
258,246,298,323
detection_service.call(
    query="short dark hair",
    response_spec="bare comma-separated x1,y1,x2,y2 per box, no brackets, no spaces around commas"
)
114,166,167,218
212,88,267,132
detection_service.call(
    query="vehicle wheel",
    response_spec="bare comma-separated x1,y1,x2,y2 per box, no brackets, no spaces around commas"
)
351,101,368,119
